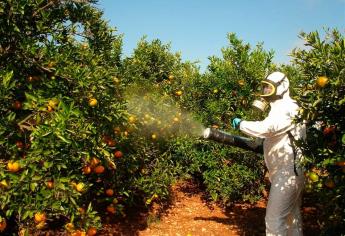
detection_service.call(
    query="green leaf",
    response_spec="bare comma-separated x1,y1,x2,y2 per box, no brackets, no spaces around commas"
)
56,134,71,144
342,134,345,144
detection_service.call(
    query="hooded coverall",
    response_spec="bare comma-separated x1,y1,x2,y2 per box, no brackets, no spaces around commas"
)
239,72,306,236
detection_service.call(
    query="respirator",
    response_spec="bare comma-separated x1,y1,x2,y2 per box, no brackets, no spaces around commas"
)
252,75,287,112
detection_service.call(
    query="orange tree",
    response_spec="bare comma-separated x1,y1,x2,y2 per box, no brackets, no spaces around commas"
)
290,29,345,234
119,38,200,203
0,0,129,234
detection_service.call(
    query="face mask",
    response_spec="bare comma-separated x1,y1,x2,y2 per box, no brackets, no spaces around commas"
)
252,97,269,112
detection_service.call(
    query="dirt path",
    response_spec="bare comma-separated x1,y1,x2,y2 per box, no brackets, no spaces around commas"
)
99,180,320,236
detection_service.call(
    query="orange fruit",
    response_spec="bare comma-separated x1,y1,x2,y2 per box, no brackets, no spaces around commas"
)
90,157,100,167
82,165,92,175
168,74,174,80
47,105,54,112
0,218,7,232
71,230,86,236
46,181,54,189
76,182,85,192
114,150,123,159
105,189,114,197
106,204,116,214
151,134,157,140
12,100,22,110
94,165,105,174
323,126,336,136
65,222,75,232
34,212,46,224
107,139,116,147
87,227,97,236
175,90,183,96
316,76,329,88
65,223,74,232
7,161,20,173
88,98,98,107
213,88,219,93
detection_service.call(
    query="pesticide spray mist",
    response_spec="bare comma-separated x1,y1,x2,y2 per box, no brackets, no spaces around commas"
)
125,85,204,140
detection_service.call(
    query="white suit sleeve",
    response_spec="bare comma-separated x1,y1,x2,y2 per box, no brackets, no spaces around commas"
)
239,112,293,139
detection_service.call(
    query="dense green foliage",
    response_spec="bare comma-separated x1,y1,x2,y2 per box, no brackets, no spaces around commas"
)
0,0,343,234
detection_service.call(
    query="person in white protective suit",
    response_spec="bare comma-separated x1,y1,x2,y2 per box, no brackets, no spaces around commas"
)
232,71,306,236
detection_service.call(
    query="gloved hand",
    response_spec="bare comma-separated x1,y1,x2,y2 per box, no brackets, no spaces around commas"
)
232,118,242,129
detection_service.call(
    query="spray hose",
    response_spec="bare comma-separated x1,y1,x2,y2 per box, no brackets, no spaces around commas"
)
203,128,263,154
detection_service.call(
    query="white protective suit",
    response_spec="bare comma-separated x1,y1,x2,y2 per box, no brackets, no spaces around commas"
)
239,72,306,236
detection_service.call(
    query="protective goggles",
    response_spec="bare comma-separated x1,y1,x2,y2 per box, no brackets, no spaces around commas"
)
255,78,284,98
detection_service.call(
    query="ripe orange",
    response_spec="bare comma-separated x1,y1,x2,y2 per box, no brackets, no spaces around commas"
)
168,74,174,80
65,222,75,232
46,181,54,189
7,161,20,173
90,157,100,167
82,165,92,175
106,204,116,214
107,139,116,147
12,100,22,110
0,218,7,232
34,212,46,224
88,98,98,107
76,182,85,192
71,230,86,236
94,165,105,174
151,134,157,140
323,126,336,136
105,189,114,197
87,227,97,236
47,105,54,112
175,90,183,96
114,150,123,159
316,76,329,88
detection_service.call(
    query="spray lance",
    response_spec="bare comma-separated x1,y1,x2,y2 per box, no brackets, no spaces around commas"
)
203,128,263,154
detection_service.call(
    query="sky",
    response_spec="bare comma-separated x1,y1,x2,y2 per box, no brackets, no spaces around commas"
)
96,0,345,71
